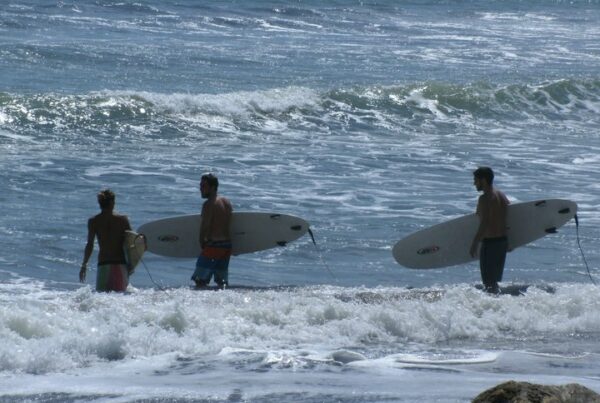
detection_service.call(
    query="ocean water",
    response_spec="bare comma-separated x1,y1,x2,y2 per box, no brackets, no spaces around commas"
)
1,1,600,401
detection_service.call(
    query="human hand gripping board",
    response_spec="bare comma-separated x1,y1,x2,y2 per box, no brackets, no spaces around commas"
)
138,212,310,258
393,199,577,269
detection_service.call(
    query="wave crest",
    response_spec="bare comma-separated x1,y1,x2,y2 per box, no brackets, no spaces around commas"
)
1,79,598,142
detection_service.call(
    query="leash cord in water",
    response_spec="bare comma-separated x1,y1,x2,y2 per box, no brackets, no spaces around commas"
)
138,257,168,291
132,233,168,291
307,227,338,282
574,214,596,285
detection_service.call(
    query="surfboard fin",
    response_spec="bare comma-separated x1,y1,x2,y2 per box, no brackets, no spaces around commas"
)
277,241,287,247
558,207,571,214
545,227,557,234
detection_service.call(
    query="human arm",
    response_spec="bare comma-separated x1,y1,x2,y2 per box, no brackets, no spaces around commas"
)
80,219,95,282
199,201,212,250
223,198,233,240
124,215,132,232
470,197,487,257
122,215,135,275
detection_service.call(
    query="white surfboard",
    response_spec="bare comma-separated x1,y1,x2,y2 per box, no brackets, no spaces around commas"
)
123,230,146,272
138,212,309,258
393,199,577,269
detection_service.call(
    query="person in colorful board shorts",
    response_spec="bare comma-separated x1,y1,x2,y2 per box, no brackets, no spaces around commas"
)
80,189,133,292
192,173,233,289
470,167,510,294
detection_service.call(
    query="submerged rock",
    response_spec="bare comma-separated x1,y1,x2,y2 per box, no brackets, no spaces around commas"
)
472,381,600,403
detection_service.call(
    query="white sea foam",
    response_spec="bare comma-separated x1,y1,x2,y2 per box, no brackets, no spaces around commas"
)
131,87,320,117
478,12,556,22
0,129,35,143
1,281,599,377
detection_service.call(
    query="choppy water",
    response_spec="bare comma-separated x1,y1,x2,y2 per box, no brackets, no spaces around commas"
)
1,1,600,401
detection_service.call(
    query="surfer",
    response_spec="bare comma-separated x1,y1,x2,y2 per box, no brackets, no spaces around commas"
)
469,167,510,294
192,173,233,289
80,189,133,292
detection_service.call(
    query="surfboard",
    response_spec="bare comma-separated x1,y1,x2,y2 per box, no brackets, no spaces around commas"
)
138,212,309,258
393,199,577,269
123,230,146,272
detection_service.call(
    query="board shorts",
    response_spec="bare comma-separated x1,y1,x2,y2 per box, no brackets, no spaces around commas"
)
96,263,129,292
480,236,508,292
192,241,232,287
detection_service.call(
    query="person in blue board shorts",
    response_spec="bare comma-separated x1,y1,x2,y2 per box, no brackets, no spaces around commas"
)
192,173,233,289
80,189,133,292
470,167,510,294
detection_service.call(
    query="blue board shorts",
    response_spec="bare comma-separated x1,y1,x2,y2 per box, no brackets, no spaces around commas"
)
191,241,232,287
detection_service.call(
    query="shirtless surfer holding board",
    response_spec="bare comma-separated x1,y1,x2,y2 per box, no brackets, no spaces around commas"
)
191,173,233,289
80,189,133,292
470,167,510,294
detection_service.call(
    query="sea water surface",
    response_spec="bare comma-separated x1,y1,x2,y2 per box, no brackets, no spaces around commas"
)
1,1,600,402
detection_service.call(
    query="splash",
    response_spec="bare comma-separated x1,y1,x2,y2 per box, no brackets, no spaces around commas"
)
0,282,598,375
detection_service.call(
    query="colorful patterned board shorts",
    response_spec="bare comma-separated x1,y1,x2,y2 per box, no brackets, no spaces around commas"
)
192,241,232,287
96,263,129,292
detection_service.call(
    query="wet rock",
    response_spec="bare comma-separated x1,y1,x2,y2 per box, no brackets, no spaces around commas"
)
329,350,366,364
472,380,600,403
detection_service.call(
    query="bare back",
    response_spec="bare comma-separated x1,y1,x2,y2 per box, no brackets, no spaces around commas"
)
88,211,131,264
476,189,509,239
200,196,233,243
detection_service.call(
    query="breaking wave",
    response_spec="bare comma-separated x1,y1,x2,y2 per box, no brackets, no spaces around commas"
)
1,78,598,143
1,281,599,375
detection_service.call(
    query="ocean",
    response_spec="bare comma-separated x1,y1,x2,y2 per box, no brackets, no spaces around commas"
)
1,0,600,401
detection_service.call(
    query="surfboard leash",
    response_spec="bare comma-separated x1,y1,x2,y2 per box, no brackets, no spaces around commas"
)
574,214,596,285
138,257,169,291
129,232,169,292
307,227,338,282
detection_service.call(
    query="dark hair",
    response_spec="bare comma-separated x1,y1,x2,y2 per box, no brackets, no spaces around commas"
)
97,189,115,209
201,173,219,190
473,167,494,184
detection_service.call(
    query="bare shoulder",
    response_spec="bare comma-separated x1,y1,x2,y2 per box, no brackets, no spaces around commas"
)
219,196,232,211
116,213,129,221
477,193,487,206
495,189,510,205
118,213,131,229
89,213,102,225
88,215,98,230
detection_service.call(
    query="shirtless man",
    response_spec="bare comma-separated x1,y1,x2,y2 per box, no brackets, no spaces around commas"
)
469,167,510,294
80,189,132,292
191,173,233,289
